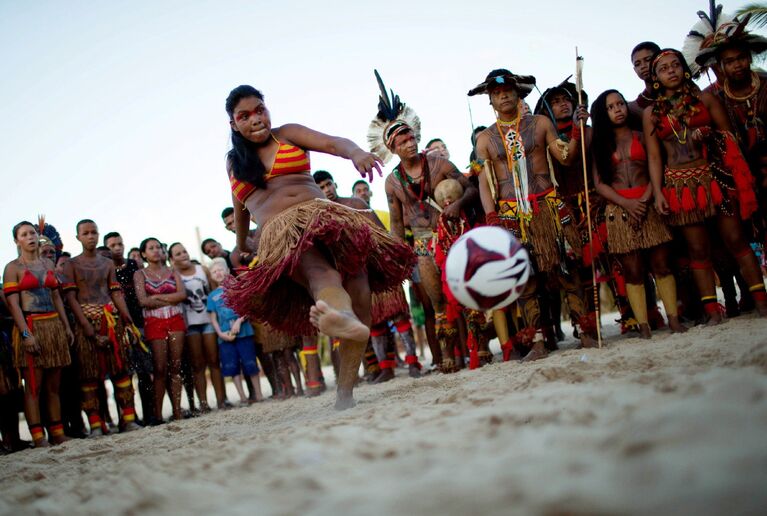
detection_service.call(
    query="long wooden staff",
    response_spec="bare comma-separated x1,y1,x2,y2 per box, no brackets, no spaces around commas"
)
575,47,602,348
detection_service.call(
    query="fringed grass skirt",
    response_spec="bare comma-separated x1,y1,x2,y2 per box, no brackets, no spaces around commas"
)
255,323,300,353
605,186,672,254
498,190,582,274
662,163,722,226
371,285,409,326
75,303,128,380
224,199,417,336
12,312,71,369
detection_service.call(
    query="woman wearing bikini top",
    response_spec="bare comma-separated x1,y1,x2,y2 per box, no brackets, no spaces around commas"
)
3,221,73,447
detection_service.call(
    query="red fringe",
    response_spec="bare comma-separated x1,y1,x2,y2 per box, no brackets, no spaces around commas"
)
696,184,708,212
710,181,724,205
405,354,422,369
468,332,479,370
666,187,681,212
720,131,758,219
501,339,515,362
516,327,537,346
371,287,410,326
680,186,696,212
224,208,416,336
578,312,598,335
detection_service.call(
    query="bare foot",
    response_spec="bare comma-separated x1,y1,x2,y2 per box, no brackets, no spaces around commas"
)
667,315,687,333
638,323,652,340
121,422,141,433
440,358,459,373
705,311,724,326
373,368,394,384
521,343,548,362
89,427,104,438
305,381,324,397
578,334,599,348
478,351,493,366
408,364,421,378
756,299,767,317
335,389,356,411
309,300,370,342
33,439,51,449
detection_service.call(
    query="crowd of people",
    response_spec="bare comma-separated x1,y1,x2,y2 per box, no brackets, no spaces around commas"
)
2,4,767,451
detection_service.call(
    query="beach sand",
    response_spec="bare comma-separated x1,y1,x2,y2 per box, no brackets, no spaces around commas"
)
1,316,766,515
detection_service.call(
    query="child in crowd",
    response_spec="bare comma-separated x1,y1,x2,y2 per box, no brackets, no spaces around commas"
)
206,258,263,405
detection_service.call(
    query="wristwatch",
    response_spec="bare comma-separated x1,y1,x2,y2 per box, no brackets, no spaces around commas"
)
21,329,31,339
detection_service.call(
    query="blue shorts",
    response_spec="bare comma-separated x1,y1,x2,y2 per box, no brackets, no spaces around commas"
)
219,336,259,377
186,323,214,336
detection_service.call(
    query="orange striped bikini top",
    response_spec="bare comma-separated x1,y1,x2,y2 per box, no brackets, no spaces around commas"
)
230,134,311,203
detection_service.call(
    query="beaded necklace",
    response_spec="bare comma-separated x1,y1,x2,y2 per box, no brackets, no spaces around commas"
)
494,105,532,216
394,152,431,214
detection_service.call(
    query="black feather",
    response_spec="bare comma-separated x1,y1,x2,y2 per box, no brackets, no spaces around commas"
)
374,69,402,122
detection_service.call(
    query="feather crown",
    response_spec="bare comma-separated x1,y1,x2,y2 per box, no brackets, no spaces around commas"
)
683,1,767,76
367,70,420,164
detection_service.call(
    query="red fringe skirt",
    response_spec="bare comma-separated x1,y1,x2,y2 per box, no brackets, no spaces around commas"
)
224,199,417,336
371,286,410,326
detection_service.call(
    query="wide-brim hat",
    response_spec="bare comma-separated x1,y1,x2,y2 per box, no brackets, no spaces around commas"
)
468,69,536,98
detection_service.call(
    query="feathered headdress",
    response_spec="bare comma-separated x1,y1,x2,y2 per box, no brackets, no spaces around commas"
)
367,70,420,164
35,214,63,257
683,1,767,76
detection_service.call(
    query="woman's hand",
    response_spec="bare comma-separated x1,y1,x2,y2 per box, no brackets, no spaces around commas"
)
622,198,648,222
65,327,75,347
22,334,40,355
655,194,670,216
351,149,383,182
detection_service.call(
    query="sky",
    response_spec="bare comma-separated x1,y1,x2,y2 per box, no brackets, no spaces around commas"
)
0,0,762,269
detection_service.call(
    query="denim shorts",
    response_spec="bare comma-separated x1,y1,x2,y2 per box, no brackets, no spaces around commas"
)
186,323,214,336
219,336,259,377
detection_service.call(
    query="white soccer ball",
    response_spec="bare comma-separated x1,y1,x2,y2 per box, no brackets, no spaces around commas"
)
445,226,531,311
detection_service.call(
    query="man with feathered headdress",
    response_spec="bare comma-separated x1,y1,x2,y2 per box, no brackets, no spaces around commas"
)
370,70,477,373
685,2,767,167
685,1,767,283
470,68,598,361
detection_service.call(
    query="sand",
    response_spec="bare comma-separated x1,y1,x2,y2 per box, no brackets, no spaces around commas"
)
1,315,766,516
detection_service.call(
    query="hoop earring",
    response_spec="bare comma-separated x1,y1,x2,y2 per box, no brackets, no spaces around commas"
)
653,82,660,90
684,72,691,79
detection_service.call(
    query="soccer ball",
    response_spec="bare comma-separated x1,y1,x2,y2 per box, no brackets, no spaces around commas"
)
445,226,531,311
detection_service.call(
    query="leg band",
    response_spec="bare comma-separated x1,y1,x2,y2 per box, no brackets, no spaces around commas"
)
48,421,65,438
626,283,649,325
395,321,412,333
655,274,679,317
690,260,713,270
28,423,45,442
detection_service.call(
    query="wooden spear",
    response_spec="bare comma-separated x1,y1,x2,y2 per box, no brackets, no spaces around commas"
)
575,47,603,349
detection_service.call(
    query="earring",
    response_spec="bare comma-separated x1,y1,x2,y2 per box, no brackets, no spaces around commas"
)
653,82,660,90
684,72,691,79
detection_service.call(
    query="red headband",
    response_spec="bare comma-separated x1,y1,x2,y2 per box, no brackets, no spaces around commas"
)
652,50,678,72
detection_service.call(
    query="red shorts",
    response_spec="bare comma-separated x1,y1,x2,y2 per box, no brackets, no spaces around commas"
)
143,314,186,341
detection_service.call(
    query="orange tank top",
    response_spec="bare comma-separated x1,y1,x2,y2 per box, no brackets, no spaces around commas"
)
229,134,311,203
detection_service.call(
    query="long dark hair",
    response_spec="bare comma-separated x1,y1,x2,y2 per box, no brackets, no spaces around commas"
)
590,89,625,185
226,85,268,189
